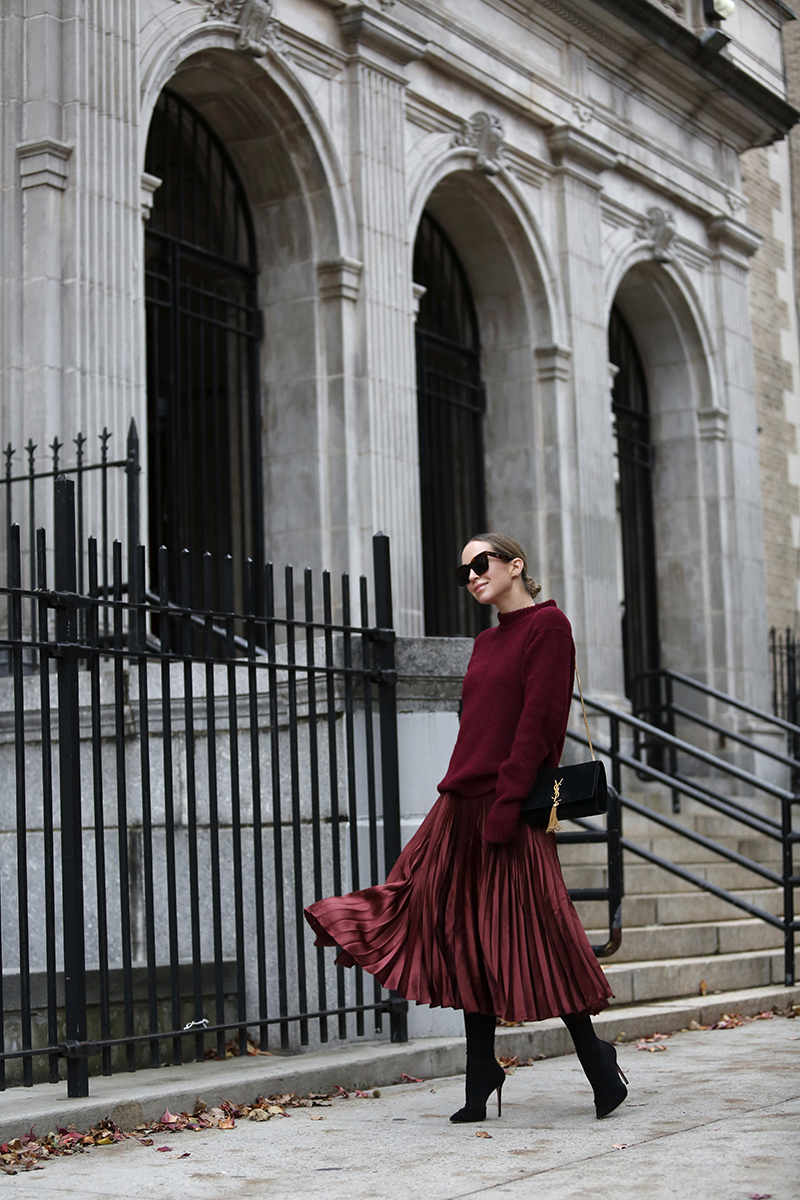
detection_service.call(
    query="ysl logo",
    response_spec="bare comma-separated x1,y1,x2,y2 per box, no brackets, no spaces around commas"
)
551,778,563,804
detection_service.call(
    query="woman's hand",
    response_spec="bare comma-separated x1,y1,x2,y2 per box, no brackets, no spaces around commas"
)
483,798,521,844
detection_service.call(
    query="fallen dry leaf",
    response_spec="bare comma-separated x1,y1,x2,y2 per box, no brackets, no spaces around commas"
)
612,1143,627,1151
748,1194,772,1199
249,1110,269,1122
475,1131,492,1138
155,1146,172,1153
310,1115,324,1121
699,980,708,996
400,1073,424,1083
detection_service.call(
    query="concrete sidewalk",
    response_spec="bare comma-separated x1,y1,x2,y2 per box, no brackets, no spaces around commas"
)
0,983,796,1144
1,1014,798,1199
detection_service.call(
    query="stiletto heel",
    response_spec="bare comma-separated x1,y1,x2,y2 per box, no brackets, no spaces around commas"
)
450,1059,506,1123
590,1042,628,1119
562,1015,629,1120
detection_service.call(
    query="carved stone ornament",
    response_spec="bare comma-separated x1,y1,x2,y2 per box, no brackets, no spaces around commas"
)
659,0,684,13
639,206,676,262
451,112,506,176
205,0,285,57
572,99,593,129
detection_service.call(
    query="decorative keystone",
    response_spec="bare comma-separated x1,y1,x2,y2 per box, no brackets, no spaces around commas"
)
205,0,285,56
639,207,677,262
451,112,506,176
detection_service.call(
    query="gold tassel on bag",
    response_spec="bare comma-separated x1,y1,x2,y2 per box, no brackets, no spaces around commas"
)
545,778,564,834
545,667,592,833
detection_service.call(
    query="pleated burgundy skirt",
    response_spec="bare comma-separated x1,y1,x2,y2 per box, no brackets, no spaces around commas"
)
304,791,613,1023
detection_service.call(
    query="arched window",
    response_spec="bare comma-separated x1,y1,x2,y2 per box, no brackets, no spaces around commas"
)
144,88,262,607
609,305,661,715
414,212,487,637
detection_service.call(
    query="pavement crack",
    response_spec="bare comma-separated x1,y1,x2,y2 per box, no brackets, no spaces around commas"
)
441,1094,800,1199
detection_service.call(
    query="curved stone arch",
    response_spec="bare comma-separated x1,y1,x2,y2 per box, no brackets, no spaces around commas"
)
606,248,725,685
407,143,566,346
138,23,360,576
139,22,358,263
603,237,721,410
407,148,568,588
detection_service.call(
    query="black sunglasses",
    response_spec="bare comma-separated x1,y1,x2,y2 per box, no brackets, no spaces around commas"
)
453,550,512,587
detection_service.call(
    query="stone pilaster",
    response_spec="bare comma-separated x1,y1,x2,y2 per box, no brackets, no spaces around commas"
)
317,256,363,579
546,125,625,701
708,215,771,706
3,3,141,541
339,5,426,635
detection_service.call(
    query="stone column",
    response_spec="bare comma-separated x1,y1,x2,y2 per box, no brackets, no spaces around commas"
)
317,256,364,582
546,126,625,702
6,4,141,541
338,5,426,635
708,215,771,707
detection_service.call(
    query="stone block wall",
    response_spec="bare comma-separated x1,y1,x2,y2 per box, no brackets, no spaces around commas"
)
741,21,800,634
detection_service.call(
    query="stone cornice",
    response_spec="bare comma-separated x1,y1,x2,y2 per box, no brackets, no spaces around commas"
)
140,173,162,222
318,258,363,302
708,215,763,258
547,125,617,174
18,139,72,191
338,4,427,65
584,0,799,144
535,344,572,383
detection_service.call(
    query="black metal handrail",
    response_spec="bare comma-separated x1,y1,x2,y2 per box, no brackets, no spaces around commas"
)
648,666,800,738
565,682,799,988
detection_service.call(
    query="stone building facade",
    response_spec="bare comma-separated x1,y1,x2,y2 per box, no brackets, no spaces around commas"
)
1,0,798,706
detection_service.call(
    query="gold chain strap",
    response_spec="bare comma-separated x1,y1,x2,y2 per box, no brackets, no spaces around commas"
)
575,663,595,762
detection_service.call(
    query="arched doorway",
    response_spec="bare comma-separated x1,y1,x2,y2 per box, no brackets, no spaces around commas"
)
144,88,263,607
414,211,487,637
608,304,661,716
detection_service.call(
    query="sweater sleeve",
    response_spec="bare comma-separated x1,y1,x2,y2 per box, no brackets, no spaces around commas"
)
483,609,575,843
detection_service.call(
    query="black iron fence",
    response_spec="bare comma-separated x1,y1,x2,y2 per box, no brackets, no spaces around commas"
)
0,475,405,1099
1,422,140,655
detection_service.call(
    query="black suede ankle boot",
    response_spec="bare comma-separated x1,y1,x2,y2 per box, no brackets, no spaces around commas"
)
450,1012,506,1123
562,1013,628,1119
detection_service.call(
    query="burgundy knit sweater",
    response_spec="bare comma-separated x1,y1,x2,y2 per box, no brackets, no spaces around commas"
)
438,600,575,842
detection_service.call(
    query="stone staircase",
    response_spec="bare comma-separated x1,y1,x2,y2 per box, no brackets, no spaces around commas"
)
562,784,797,1018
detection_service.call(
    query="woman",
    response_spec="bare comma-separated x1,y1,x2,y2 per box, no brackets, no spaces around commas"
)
305,533,626,1123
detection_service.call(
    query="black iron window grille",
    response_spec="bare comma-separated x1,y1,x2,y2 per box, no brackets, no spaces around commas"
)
145,88,264,616
414,212,488,639
609,305,662,728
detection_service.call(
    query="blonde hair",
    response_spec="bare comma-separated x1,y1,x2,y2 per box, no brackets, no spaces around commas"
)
469,532,542,600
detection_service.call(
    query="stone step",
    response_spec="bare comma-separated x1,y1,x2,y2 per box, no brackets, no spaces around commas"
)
557,834,780,868
584,918,793,964
573,887,783,929
602,948,786,1007
562,858,777,893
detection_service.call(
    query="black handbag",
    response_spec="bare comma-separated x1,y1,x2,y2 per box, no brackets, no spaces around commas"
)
521,666,607,833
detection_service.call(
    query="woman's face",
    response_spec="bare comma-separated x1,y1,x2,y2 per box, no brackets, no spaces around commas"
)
460,539,523,609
